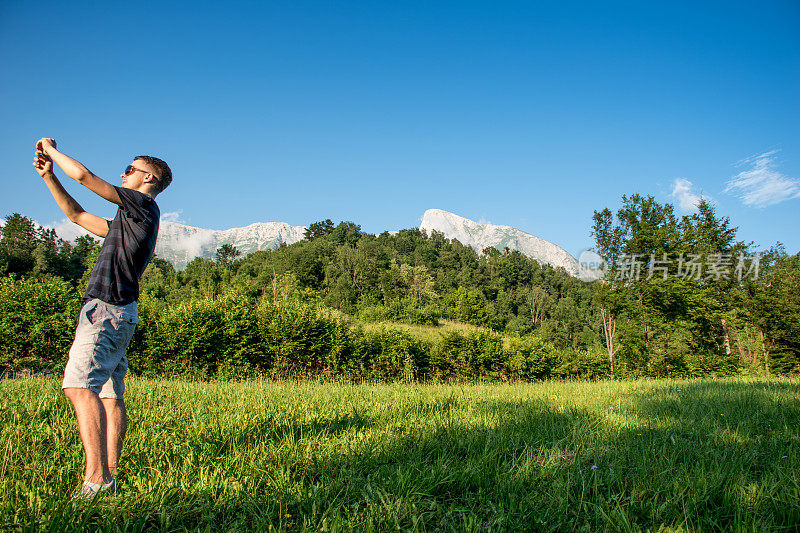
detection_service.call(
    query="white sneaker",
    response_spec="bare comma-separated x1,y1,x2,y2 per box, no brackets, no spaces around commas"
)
71,478,116,500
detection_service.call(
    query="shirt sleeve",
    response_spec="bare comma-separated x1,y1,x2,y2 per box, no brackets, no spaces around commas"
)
114,186,156,224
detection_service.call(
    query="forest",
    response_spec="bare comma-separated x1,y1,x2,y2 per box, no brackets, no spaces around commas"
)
1,194,798,380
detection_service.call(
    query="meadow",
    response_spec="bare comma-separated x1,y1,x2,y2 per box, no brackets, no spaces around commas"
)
1,377,798,532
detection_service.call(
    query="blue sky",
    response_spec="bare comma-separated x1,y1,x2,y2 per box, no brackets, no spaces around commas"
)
2,0,799,257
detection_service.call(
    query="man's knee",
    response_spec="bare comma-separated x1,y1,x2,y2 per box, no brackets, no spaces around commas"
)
63,387,99,405
100,397,126,414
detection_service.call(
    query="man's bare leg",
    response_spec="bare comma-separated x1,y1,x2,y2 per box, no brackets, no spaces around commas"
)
101,398,126,477
63,388,112,484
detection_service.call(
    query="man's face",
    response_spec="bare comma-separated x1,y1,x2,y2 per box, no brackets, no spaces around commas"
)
121,160,158,190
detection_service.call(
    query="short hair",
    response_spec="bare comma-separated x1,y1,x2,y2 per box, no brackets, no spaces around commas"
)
135,155,172,193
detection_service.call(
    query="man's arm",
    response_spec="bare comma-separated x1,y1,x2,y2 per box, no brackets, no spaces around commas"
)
33,150,109,238
36,138,122,206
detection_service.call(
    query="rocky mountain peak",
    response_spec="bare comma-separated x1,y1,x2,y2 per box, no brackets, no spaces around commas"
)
154,220,307,269
419,209,585,277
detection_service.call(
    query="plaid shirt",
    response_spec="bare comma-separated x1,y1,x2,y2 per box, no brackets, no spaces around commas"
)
83,186,160,305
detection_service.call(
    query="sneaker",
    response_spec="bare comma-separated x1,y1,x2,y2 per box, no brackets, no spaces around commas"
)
102,478,117,495
71,478,116,500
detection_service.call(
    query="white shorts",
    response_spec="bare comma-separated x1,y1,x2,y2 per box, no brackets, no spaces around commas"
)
62,299,138,399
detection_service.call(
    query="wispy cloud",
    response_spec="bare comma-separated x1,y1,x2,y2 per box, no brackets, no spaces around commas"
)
161,210,184,223
154,226,215,264
670,178,711,212
725,150,800,208
168,231,213,258
42,209,187,243
46,218,92,241
154,209,213,260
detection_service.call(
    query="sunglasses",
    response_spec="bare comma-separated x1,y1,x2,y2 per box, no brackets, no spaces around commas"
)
124,165,161,182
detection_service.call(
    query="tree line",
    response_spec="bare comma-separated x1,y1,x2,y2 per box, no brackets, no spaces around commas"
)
1,194,798,379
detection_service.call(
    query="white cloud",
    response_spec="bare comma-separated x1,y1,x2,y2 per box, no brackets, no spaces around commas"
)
45,218,93,241
43,210,186,243
154,221,215,262
160,210,184,223
670,178,712,212
170,232,213,258
725,150,800,208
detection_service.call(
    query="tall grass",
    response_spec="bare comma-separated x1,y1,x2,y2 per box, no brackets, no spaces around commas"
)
1,377,798,531
362,319,496,344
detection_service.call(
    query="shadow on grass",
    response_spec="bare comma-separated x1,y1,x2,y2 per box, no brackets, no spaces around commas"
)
23,380,800,532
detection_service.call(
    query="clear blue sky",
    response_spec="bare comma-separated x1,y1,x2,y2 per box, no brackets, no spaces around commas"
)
2,0,799,256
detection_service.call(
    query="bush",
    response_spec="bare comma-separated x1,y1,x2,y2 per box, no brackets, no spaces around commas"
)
5,272,757,383
131,296,228,375
357,304,391,323
766,348,800,375
443,287,488,327
218,292,264,376
504,315,533,335
352,327,430,380
504,335,558,380
256,298,354,378
430,330,505,380
0,276,80,372
683,350,741,378
553,348,609,379
132,293,356,378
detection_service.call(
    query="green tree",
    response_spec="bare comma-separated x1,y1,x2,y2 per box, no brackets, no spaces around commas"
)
181,257,221,299
592,194,752,375
304,219,334,241
330,221,362,246
0,214,39,275
215,243,242,266
32,228,62,277
744,248,800,373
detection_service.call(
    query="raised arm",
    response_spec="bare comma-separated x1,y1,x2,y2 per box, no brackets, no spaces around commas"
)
36,138,122,206
33,150,110,238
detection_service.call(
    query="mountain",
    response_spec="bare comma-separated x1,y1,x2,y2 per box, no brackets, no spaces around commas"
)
46,210,598,279
419,209,594,278
155,221,306,269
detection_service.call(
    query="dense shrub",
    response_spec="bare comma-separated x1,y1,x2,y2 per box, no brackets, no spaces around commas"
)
131,296,228,375
443,287,489,327
130,294,355,378
218,292,264,375
356,305,386,323
0,277,618,381
505,335,558,380
504,315,534,335
352,327,430,380
430,330,505,380
5,275,752,382
257,299,354,377
553,348,609,379
0,276,80,372
683,350,741,378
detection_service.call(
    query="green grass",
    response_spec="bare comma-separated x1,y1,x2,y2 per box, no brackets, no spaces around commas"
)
1,377,799,531
362,319,496,344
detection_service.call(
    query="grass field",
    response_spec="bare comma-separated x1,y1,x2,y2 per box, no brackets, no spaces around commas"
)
1,377,798,532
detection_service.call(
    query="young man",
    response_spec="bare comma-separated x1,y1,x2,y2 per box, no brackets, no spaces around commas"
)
33,138,172,498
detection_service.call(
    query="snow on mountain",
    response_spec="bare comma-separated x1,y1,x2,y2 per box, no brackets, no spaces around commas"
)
46,209,600,279
155,220,307,269
419,209,595,279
